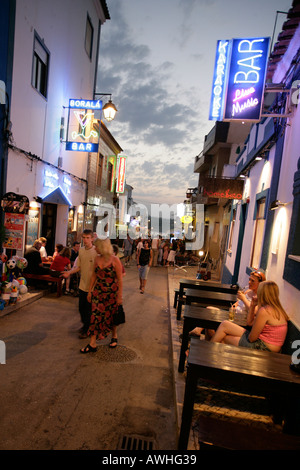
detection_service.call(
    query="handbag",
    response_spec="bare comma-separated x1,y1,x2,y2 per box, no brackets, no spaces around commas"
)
113,304,126,326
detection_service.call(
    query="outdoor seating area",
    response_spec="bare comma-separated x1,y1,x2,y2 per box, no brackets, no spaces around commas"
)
167,266,300,450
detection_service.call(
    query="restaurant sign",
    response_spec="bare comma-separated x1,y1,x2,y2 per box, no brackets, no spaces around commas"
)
199,177,244,200
209,37,270,122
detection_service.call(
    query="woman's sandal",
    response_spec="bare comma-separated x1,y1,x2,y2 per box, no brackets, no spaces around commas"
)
80,344,97,354
109,338,118,348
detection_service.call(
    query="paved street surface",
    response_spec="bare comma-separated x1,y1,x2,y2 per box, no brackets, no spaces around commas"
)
0,264,177,450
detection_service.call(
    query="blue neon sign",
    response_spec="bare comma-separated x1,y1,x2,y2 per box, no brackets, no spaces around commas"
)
65,142,99,152
223,37,270,121
69,99,102,110
209,40,231,121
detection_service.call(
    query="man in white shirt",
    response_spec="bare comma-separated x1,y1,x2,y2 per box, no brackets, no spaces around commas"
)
62,229,97,338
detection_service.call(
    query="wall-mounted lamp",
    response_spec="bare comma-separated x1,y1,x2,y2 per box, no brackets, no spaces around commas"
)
94,93,117,122
269,200,292,210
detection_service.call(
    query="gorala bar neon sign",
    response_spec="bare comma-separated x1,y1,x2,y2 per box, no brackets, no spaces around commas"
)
209,40,230,121
223,37,270,121
66,99,102,152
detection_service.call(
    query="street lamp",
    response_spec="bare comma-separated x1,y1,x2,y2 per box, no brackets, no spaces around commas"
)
94,93,117,122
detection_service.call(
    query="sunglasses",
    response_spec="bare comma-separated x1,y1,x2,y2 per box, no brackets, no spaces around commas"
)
251,271,264,282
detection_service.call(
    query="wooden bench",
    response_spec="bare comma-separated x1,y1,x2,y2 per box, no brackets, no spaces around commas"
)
23,273,63,297
178,305,248,372
178,338,300,450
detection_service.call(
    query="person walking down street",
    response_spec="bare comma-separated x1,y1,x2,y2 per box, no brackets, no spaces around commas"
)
137,239,153,294
151,237,160,267
61,230,97,338
80,238,123,353
123,234,133,267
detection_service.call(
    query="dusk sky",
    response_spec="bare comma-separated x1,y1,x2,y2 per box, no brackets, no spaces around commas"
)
97,0,292,206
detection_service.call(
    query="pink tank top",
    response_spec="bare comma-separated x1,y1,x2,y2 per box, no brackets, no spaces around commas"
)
259,323,288,346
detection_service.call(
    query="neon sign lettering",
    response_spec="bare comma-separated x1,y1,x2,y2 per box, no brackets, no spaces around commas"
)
209,40,230,120
69,99,102,110
65,142,98,152
223,37,270,121
116,156,127,193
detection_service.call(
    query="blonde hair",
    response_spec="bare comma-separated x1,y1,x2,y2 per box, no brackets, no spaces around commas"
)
94,238,113,258
257,281,289,321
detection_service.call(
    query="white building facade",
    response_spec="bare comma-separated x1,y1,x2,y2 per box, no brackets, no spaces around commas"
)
222,18,300,325
5,0,111,254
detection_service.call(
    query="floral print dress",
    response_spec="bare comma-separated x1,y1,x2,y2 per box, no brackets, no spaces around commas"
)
88,263,118,340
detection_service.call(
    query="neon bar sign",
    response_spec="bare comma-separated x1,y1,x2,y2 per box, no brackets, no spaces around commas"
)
209,40,230,120
116,156,127,193
69,99,102,110
223,37,270,121
66,98,101,153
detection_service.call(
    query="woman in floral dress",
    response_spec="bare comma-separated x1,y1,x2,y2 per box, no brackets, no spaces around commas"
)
80,238,123,353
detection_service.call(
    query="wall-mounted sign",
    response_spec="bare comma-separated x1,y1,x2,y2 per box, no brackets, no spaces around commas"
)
1,192,29,214
69,99,102,110
199,177,244,200
224,37,270,121
209,40,231,121
66,98,101,153
116,155,127,193
209,37,270,122
108,156,117,192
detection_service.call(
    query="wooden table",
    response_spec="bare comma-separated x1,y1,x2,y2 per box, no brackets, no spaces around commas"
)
178,305,248,372
178,279,238,298
178,339,300,450
177,288,237,320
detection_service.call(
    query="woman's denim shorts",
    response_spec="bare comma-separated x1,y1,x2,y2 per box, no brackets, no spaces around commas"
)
238,330,270,351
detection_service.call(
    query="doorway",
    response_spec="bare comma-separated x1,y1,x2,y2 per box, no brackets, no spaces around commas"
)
41,203,57,256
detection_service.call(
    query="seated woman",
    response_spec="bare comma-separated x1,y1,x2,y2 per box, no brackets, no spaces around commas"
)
189,270,266,338
210,281,289,353
50,247,72,293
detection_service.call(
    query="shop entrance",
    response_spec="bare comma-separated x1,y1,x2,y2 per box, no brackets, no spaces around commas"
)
41,203,57,256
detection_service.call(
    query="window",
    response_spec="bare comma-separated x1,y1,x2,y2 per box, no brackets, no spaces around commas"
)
85,15,94,59
32,33,49,98
97,154,104,186
250,197,266,269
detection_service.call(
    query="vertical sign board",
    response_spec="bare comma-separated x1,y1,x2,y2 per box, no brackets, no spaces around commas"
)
209,40,231,121
223,37,270,121
116,156,127,193
66,99,101,152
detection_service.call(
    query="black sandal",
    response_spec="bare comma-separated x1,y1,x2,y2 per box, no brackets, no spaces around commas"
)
80,344,97,354
109,338,118,348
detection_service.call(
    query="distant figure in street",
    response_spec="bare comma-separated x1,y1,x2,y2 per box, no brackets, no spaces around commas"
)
61,230,97,338
123,234,133,267
137,239,153,294
151,237,160,266
80,238,123,353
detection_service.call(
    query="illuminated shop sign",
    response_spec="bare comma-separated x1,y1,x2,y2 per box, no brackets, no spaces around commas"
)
200,177,244,200
66,98,101,153
223,37,270,121
116,156,127,193
209,40,231,121
69,99,102,110
65,142,98,152
209,37,270,122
